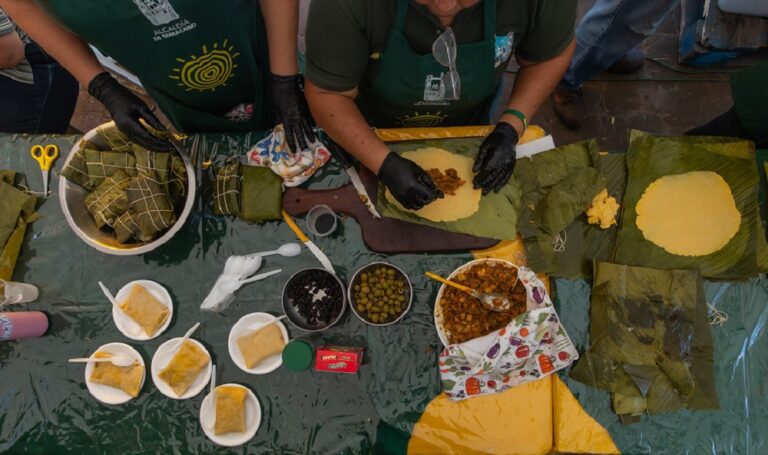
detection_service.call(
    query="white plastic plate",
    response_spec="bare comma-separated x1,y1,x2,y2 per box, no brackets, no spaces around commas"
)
151,337,211,400
199,384,261,447
228,312,289,375
113,280,173,341
84,342,145,405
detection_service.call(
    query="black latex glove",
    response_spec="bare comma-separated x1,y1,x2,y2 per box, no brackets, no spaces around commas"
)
378,152,444,210
88,72,172,152
270,73,316,153
473,122,519,195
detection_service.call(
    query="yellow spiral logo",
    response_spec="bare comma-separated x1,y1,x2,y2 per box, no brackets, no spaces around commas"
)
170,40,240,92
396,111,448,127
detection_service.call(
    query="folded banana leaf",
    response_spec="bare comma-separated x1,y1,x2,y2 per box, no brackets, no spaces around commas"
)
212,162,242,216
84,170,132,229
376,137,522,240
614,130,768,279
133,145,170,189
516,141,625,278
240,165,283,222
0,171,37,281
95,122,133,153
83,149,138,189
571,262,719,418
127,172,176,239
112,210,154,243
169,155,187,203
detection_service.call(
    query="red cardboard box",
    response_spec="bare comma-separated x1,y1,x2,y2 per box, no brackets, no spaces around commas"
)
314,345,364,374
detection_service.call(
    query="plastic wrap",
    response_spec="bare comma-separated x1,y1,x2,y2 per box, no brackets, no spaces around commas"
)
1,131,766,454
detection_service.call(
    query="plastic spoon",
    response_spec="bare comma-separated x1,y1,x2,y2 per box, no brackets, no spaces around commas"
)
207,365,217,431
261,243,302,258
69,355,134,367
173,322,201,351
98,281,142,336
240,269,282,285
424,271,512,312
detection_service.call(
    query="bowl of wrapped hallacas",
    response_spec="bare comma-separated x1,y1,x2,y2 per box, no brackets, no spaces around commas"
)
59,121,196,255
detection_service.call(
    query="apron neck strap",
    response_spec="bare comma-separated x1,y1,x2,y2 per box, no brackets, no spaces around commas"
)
483,0,496,41
395,0,497,38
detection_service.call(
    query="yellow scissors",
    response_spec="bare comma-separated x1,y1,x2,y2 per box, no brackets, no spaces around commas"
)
30,144,59,196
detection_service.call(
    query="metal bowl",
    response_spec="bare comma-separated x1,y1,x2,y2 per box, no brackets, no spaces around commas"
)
348,262,413,327
433,258,519,347
282,268,346,332
58,122,196,256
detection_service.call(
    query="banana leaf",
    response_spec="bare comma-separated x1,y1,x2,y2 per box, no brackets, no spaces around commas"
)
0,180,37,248
614,130,768,279
133,145,170,190
169,156,187,203
112,210,153,243
84,170,131,229
0,170,15,184
127,172,176,239
570,262,719,418
212,162,241,216
376,137,522,240
83,149,138,188
240,165,283,222
534,167,607,235
0,219,27,281
95,123,133,153
515,141,626,278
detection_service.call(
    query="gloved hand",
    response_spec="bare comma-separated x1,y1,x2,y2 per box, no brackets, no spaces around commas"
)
378,152,443,210
270,73,316,153
88,72,172,152
473,122,518,195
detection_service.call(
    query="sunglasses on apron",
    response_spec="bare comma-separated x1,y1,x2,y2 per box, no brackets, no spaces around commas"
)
432,27,460,101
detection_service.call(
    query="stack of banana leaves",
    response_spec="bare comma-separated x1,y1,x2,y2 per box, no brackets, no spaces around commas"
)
210,160,283,223
0,171,38,280
62,124,187,244
514,140,626,279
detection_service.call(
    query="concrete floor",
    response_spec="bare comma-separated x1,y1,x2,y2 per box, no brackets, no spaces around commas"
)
69,3,754,152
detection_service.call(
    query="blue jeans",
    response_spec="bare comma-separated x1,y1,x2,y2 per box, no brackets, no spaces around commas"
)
559,0,681,91
0,41,79,134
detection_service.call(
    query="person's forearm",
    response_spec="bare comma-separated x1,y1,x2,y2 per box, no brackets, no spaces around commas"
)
259,0,299,76
306,82,390,173
500,40,576,135
0,0,103,84
0,31,24,68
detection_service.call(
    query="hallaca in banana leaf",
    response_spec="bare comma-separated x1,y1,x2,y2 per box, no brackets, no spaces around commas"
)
240,165,283,222
127,172,176,240
113,210,153,243
169,155,187,202
376,137,522,240
133,145,170,189
614,130,768,279
515,141,626,278
0,170,38,281
571,261,719,418
95,122,133,153
84,170,131,229
212,162,241,216
83,149,138,189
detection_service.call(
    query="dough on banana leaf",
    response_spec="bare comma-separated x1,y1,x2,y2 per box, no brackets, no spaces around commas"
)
385,148,481,222
635,171,740,257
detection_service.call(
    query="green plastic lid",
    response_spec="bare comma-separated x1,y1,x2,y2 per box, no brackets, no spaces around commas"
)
282,340,314,372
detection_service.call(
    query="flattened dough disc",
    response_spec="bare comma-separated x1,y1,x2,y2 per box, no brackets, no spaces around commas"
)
385,148,481,222
635,171,741,257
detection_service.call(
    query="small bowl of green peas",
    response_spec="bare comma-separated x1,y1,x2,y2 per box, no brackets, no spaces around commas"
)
348,262,413,326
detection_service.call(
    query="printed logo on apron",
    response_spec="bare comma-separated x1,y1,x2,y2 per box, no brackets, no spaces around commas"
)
169,39,240,92
395,110,448,127
494,32,514,68
132,0,179,26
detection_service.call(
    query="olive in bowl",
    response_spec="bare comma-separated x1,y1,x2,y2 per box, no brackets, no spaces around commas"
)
348,262,412,326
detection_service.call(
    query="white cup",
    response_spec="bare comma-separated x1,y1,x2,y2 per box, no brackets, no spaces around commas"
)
0,280,39,306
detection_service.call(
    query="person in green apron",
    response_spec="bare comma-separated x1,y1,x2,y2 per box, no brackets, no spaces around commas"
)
0,0,314,152
305,0,576,209
687,60,768,148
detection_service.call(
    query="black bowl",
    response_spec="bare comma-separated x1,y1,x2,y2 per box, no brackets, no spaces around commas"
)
282,268,346,331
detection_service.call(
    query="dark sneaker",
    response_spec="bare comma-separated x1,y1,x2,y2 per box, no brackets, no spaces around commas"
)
552,86,584,130
607,48,646,74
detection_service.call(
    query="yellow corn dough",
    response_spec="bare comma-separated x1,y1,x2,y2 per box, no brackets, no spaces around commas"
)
89,351,143,398
587,188,620,229
158,340,209,397
214,385,247,435
237,323,286,369
385,148,481,222
119,284,170,337
636,171,741,256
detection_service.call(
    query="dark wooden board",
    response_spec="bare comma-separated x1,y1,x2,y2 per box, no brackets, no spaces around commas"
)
283,168,498,253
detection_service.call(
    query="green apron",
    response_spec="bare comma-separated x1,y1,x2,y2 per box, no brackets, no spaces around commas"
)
48,0,272,133
357,0,499,128
731,60,768,144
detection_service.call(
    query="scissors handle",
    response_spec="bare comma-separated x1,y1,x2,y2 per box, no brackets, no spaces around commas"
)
30,144,59,171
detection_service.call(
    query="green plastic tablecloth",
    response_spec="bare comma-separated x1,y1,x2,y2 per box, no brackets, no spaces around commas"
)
0,132,766,454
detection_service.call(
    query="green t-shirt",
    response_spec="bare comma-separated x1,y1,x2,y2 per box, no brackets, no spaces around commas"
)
306,0,576,92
